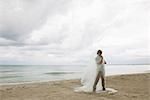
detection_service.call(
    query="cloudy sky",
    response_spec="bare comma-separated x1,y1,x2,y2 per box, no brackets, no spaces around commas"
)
0,0,149,65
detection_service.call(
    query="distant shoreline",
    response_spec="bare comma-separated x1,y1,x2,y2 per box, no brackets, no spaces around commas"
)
0,64,149,85
0,64,150,66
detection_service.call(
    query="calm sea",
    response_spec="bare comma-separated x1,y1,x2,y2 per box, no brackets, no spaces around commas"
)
0,65,149,85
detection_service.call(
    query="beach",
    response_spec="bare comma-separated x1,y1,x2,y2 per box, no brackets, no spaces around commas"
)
0,73,149,100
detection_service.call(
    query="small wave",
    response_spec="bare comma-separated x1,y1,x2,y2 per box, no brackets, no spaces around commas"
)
44,72,75,75
0,75,23,79
0,70,18,73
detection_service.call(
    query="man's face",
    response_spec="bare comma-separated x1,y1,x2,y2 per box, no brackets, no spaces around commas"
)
98,52,101,56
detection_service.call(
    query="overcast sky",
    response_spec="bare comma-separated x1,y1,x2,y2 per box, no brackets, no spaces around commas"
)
0,0,149,65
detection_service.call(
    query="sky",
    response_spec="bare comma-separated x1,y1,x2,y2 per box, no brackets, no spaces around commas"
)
0,0,149,65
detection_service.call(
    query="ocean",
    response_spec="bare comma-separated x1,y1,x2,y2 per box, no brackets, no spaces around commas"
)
0,65,149,85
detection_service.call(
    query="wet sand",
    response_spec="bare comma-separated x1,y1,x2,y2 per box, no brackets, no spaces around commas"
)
0,73,149,100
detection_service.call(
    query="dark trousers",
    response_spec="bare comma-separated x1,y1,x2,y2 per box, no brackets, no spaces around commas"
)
93,71,105,91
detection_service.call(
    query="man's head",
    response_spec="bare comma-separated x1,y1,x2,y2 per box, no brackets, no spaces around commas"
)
97,50,102,55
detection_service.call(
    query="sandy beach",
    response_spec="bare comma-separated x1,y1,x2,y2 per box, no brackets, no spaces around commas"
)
0,73,149,100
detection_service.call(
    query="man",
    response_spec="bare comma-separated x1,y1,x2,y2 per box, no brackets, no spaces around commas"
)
93,50,106,92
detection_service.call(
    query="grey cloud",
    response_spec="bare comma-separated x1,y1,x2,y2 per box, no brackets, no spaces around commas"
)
0,0,72,42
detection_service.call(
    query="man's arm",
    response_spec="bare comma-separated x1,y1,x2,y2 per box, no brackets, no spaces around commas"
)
98,56,103,64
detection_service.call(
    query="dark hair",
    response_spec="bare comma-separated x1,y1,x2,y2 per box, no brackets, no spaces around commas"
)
97,50,102,55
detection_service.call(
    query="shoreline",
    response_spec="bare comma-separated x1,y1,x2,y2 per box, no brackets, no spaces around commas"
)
0,73,149,100
0,71,149,86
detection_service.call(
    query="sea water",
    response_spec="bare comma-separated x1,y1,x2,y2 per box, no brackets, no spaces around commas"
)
0,65,149,85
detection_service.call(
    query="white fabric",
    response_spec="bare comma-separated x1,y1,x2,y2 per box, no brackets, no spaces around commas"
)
74,54,117,94
95,55,105,73
95,55,102,64
96,88,118,94
74,54,102,92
